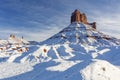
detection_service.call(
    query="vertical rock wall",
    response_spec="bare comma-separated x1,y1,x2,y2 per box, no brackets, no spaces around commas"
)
71,9,96,29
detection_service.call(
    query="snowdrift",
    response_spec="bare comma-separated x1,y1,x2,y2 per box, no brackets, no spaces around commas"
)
0,22,120,80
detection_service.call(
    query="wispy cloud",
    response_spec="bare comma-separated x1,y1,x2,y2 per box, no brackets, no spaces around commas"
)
25,27,62,41
0,23,63,41
0,0,120,41
89,10,120,39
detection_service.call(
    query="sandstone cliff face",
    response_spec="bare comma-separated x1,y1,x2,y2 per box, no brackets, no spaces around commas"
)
71,9,88,24
71,9,96,29
71,10,81,23
81,13,88,24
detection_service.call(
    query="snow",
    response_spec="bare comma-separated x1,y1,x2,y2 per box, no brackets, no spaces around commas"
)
52,46,62,60
0,40,8,45
81,60,120,80
92,48,110,58
7,53,22,62
0,22,120,80
46,60,80,72
0,62,33,79
98,48,110,54
64,44,75,57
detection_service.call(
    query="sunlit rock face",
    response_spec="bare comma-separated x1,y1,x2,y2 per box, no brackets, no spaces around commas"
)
71,9,96,29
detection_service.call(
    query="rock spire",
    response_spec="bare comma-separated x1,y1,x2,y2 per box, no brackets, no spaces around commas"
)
71,9,96,29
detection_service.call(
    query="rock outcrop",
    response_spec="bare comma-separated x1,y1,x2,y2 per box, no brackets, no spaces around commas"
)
71,9,88,24
71,9,96,29
71,9,81,23
89,22,96,29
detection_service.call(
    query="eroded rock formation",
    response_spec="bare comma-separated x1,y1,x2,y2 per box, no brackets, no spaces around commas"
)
71,9,81,23
89,22,96,29
71,9,96,29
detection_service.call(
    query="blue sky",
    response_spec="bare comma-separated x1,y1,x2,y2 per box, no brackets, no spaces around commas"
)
0,0,120,41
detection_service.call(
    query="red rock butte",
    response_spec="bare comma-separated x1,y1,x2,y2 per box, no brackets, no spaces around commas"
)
71,9,96,29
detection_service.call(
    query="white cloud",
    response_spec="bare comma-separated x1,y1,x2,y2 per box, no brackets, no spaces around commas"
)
1,0,120,41
101,31,120,39
89,10,120,39
0,26,62,42
25,26,63,41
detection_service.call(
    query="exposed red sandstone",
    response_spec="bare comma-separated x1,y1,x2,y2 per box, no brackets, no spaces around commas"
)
71,9,96,29
89,22,96,29
71,9,81,23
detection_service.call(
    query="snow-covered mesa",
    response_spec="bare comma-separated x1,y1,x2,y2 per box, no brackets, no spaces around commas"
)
0,22,120,80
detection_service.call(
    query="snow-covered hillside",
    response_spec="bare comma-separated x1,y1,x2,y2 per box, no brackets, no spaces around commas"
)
42,22,120,46
0,34,29,61
0,22,120,80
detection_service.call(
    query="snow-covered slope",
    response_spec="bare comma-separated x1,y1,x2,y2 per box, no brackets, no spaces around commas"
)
81,60,120,80
42,22,120,46
0,22,120,80
0,35,29,61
